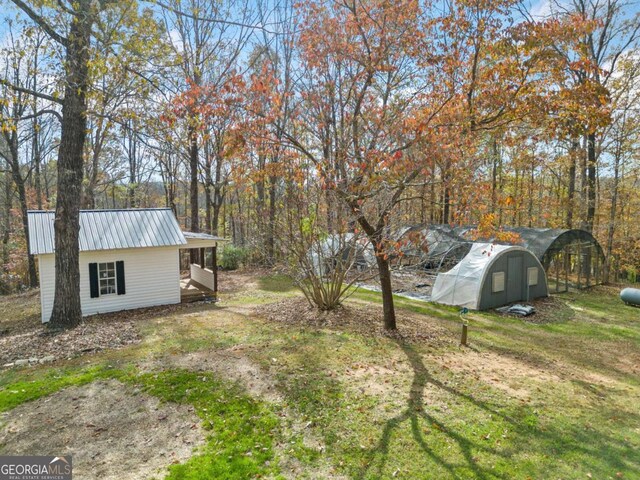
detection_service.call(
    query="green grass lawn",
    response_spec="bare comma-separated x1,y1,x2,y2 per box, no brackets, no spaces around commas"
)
1,272,639,479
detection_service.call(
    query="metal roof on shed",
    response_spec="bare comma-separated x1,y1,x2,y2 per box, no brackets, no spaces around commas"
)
183,231,225,241
27,208,187,255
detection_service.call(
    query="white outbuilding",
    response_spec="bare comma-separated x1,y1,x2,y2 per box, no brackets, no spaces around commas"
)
431,242,548,310
28,208,223,323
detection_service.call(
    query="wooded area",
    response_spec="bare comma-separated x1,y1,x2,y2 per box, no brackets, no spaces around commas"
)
0,0,638,328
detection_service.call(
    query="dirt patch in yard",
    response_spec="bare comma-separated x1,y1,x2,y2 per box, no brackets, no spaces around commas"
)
0,379,204,480
343,361,411,397
437,350,562,400
141,346,282,403
256,297,455,346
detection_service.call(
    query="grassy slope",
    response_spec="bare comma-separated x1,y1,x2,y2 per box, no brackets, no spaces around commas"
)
0,275,639,479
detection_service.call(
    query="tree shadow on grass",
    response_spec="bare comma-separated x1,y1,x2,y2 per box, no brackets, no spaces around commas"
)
357,337,639,479
357,339,506,480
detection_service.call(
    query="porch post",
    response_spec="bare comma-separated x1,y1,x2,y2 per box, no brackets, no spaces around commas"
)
199,248,205,268
212,245,218,294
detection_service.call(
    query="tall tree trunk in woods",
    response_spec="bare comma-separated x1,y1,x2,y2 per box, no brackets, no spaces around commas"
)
255,154,265,244
83,149,99,208
31,46,43,210
442,171,451,224
2,160,11,270
126,122,138,208
189,126,199,233
512,168,519,224
528,160,534,227
579,137,588,226
585,132,597,232
497,155,504,224
566,139,578,228
203,137,212,234
211,153,224,236
188,125,199,264
32,115,43,210
205,182,212,234
491,138,498,214
49,4,93,329
7,137,37,287
267,174,277,263
604,136,622,282
34,134,42,209
429,165,436,223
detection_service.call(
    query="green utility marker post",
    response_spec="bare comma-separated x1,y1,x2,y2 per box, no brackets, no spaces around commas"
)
459,307,469,346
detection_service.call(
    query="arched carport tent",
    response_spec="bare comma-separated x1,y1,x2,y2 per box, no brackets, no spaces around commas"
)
431,243,548,310
395,224,472,272
452,226,606,292
396,224,605,292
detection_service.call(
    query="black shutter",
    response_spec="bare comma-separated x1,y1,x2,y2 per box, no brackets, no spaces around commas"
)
89,263,99,298
116,261,126,295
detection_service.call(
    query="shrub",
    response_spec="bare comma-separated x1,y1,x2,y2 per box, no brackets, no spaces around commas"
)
283,214,371,310
219,245,248,270
626,266,637,283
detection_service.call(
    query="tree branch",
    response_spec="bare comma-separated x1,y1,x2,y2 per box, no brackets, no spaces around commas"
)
20,109,63,123
0,78,64,105
152,0,280,35
10,0,68,47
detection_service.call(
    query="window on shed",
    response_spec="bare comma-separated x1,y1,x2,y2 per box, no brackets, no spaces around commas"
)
492,272,505,293
99,262,117,295
527,267,539,286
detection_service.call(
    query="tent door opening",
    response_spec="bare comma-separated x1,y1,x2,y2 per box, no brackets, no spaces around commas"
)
506,255,523,303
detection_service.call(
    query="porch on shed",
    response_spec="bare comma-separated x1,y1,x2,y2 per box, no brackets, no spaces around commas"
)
179,232,224,303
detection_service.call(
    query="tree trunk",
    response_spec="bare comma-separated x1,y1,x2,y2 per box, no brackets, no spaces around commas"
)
127,124,138,208
211,152,224,236
579,137,588,227
355,212,397,330
528,160,534,227
83,149,99,209
603,138,621,282
6,131,37,287
8,152,37,287
443,183,450,224
491,138,498,214
375,249,396,330
204,137,212,234
585,132,597,232
189,124,199,233
188,125,199,264
49,5,93,329
1,159,11,270
566,139,578,228
267,174,277,264
33,120,43,209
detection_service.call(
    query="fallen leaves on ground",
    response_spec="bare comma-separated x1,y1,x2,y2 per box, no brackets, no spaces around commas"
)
0,313,141,365
256,297,454,346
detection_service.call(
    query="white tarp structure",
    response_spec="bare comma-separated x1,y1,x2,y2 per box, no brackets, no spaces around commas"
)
431,242,545,310
308,233,375,276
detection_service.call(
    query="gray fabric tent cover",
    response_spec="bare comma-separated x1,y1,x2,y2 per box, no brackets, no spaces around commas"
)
397,224,605,270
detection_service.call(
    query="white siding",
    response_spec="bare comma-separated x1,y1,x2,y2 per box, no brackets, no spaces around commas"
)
190,263,215,290
38,246,180,323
